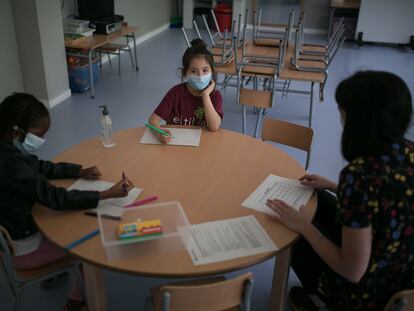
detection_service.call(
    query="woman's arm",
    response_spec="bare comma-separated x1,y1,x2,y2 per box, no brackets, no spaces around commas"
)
267,199,372,283
303,221,372,283
201,81,222,131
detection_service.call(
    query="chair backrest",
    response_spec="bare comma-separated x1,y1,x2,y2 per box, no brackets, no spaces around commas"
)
383,289,414,311
160,272,253,311
0,225,18,284
261,118,314,169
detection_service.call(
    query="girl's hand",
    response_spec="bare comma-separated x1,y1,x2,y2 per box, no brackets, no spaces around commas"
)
299,174,337,191
201,80,215,97
266,199,310,234
156,128,173,144
80,166,101,180
100,178,134,200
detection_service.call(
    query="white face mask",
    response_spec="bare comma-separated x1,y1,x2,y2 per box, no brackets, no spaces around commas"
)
185,72,212,91
14,132,45,154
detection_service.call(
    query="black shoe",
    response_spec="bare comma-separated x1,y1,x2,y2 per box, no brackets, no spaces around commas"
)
288,286,320,311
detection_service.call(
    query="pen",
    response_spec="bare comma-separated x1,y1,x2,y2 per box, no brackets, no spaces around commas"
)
124,195,158,208
84,211,122,221
145,123,174,138
122,171,127,193
65,229,100,250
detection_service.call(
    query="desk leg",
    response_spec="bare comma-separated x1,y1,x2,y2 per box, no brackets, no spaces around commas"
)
269,247,292,311
132,32,139,71
83,263,107,311
308,82,314,128
88,50,95,99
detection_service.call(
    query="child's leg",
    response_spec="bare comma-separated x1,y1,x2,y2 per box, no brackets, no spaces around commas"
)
12,236,68,270
12,235,82,301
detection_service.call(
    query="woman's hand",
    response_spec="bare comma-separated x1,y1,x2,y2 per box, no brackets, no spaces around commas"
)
266,199,311,234
80,166,101,180
100,178,134,200
156,128,173,144
300,174,337,192
201,80,215,97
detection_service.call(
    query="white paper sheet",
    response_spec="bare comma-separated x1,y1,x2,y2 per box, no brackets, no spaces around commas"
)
139,128,202,147
187,216,277,265
242,175,314,216
68,179,142,218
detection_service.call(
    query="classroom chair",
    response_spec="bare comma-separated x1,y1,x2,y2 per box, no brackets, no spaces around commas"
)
202,10,246,49
290,18,345,72
236,28,289,137
0,226,85,311
97,37,135,75
383,289,414,311
261,118,314,169
299,14,344,56
253,9,295,47
145,273,254,311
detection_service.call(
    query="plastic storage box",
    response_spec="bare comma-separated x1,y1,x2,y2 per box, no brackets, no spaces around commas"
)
98,201,191,261
68,59,99,93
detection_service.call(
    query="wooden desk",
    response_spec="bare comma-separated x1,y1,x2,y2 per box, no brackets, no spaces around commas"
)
33,128,316,311
65,26,139,98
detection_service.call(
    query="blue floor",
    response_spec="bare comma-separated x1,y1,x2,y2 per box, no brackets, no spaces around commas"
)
36,29,414,310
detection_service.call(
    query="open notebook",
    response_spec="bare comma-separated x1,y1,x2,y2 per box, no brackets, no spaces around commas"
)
242,175,314,216
68,179,142,218
139,127,202,147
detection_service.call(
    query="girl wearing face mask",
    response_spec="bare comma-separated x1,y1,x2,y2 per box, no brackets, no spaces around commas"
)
0,93,134,272
148,39,223,144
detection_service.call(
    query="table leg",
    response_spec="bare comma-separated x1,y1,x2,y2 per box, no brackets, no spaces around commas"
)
88,50,95,99
132,32,139,71
83,263,107,311
308,82,314,128
269,247,292,311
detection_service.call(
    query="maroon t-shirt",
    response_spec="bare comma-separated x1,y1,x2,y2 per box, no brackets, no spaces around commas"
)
154,83,223,127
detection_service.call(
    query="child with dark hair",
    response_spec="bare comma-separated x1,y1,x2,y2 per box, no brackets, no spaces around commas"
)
148,39,223,143
266,71,414,311
0,93,134,269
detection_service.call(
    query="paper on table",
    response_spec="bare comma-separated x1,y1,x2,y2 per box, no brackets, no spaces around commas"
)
68,179,142,218
242,175,314,216
186,216,277,265
139,128,202,147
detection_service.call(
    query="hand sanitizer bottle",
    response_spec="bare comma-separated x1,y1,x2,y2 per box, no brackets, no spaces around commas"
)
99,105,115,148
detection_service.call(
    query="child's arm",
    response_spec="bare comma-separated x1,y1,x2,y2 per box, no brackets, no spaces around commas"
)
33,157,101,180
201,80,222,131
148,113,173,144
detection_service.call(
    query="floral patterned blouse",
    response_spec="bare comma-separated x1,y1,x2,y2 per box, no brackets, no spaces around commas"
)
317,139,414,310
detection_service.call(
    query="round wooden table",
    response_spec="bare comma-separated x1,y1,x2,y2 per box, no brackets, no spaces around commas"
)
33,128,316,311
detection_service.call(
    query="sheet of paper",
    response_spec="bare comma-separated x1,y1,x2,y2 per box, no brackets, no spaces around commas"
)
68,179,142,218
242,175,314,216
187,216,277,265
139,128,202,147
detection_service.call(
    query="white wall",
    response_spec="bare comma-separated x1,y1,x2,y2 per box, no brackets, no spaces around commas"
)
0,0,23,101
12,0,70,108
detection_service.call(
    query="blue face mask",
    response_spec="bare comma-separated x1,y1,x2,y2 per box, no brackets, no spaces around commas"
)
14,132,46,154
186,73,212,91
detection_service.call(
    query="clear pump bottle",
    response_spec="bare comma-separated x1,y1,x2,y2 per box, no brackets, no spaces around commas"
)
99,105,115,148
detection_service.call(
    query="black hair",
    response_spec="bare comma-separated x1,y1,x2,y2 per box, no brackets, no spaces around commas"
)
0,93,50,136
336,71,412,162
181,39,215,78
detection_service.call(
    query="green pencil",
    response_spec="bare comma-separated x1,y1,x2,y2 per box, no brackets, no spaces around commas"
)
145,123,174,138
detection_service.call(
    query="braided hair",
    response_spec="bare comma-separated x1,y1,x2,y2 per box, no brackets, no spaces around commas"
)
0,93,50,137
